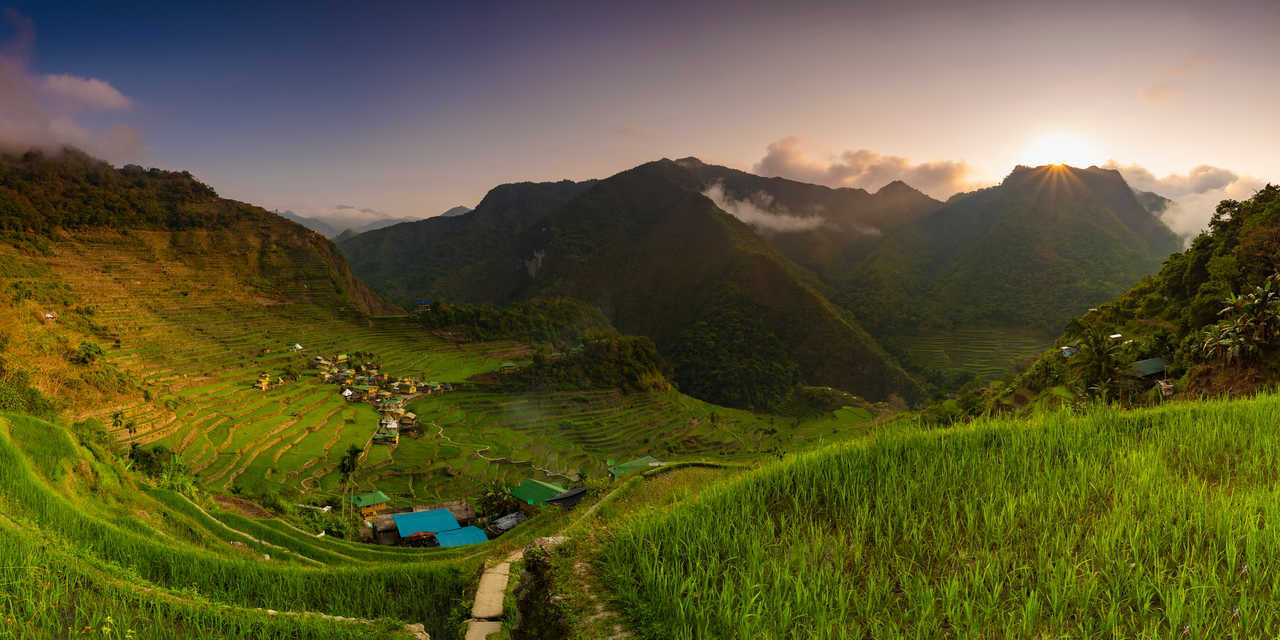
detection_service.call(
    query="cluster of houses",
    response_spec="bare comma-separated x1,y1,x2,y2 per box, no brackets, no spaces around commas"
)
343,456,663,549
308,353,456,446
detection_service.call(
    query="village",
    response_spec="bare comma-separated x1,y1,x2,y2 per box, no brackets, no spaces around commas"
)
251,344,665,550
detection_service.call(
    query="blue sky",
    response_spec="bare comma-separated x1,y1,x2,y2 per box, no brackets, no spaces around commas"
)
2,0,1278,233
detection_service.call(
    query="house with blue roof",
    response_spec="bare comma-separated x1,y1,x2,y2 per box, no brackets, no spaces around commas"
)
435,526,488,547
392,508,459,538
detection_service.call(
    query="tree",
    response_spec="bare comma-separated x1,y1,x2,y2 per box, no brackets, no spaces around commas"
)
1068,327,1128,402
338,445,363,522
1199,273,1280,364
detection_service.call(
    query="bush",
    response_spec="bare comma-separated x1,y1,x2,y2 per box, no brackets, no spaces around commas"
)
69,340,104,365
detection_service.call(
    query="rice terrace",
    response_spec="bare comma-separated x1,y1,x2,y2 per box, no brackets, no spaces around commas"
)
1,2,1279,638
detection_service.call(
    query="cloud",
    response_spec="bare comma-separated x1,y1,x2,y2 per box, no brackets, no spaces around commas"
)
1104,159,1265,243
41,73,131,111
614,124,652,140
1139,56,1210,106
1138,85,1183,105
702,180,829,233
292,203,413,230
0,10,141,163
335,204,388,216
1165,55,1210,76
751,136,985,200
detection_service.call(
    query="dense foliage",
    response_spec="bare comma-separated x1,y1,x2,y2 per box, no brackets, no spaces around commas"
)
842,165,1182,336
415,297,613,348
344,159,922,407
1013,184,1280,398
504,335,672,393
0,148,255,233
0,357,54,416
669,299,799,410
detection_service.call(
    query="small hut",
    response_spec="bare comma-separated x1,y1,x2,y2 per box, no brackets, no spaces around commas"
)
349,490,390,519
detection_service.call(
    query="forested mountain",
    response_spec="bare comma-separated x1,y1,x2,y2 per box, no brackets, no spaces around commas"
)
343,160,922,408
673,157,943,282
0,147,397,316
842,164,1183,336
1012,183,1280,401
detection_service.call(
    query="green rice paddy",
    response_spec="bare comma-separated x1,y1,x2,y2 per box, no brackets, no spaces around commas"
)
905,328,1054,379
602,393,1280,638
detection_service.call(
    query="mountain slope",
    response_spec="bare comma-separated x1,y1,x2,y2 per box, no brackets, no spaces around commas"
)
844,164,1183,336
343,160,922,407
1010,183,1279,401
0,148,397,317
340,179,595,305
673,157,943,281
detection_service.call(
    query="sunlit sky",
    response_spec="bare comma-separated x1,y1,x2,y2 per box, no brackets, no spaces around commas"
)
2,0,1278,225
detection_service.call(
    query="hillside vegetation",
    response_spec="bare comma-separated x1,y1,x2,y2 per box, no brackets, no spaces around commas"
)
672,156,942,282
343,160,922,409
1010,184,1280,403
0,411,473,639
844,164,1182,337
602,393,1280,638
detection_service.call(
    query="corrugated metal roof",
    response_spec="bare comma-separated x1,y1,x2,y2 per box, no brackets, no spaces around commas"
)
392,508,459,537
1131,357,1168,377
435,526,488,547
511,478,565,505
349,490,389,507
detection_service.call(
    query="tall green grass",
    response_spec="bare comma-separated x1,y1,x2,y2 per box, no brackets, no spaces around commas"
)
0,521,407,639
0,413,474,638
602,394,1280,638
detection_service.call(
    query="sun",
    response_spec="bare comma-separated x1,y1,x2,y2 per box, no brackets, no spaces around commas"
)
1020,132,1098,168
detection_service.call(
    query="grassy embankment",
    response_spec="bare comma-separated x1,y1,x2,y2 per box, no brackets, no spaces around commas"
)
603,393,1280,638
0,411,475,639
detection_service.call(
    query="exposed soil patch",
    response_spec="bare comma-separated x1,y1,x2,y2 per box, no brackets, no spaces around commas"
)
213,494,272,519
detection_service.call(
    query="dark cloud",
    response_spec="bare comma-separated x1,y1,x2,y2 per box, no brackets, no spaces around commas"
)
752,136,984,200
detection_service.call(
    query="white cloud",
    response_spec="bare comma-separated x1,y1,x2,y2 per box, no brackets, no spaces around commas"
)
751,136,985,200
1104,159,1265,243
41,73,132,111
702,180,828,233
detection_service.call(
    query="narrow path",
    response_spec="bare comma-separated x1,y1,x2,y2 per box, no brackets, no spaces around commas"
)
431,422,575,481
464,539,565,639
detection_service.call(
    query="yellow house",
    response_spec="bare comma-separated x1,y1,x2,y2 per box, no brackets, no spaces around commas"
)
349,490,390,519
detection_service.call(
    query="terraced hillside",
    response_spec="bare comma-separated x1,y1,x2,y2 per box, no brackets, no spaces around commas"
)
0,411,475,639
904,329,1056,380
1,228,882,512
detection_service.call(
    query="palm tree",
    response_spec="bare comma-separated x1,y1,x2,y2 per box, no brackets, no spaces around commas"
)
1068,327,1126,402
338,444,362,523
1201,273,1280,363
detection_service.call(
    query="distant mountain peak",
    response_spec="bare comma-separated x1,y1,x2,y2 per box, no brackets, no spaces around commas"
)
874,180,922,196
438,206,473,218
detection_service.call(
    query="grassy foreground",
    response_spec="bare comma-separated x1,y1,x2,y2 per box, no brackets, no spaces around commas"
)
602,393,1280,638
0,412,475,639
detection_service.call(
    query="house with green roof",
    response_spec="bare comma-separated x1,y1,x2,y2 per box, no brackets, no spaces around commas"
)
349,490,390,518
511,478,565,506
